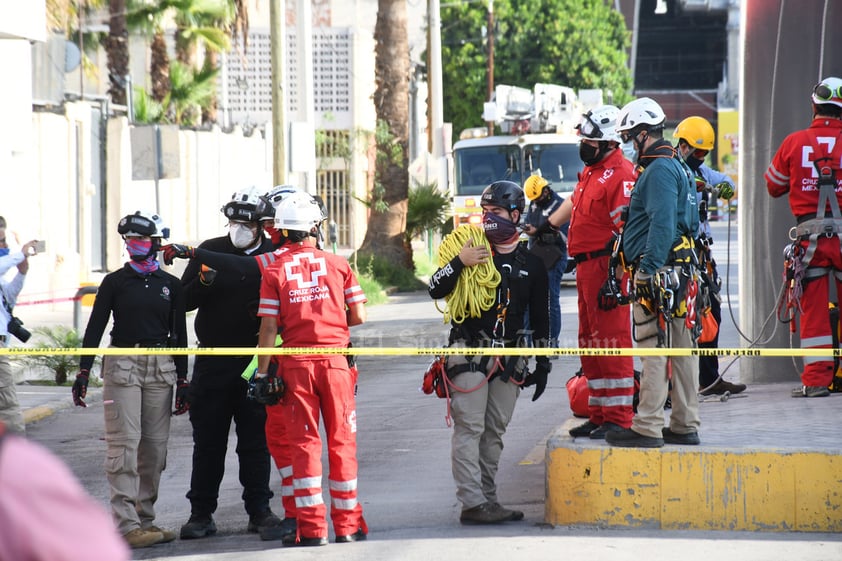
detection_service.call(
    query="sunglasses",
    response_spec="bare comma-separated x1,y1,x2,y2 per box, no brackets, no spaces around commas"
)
814,83,842,102
691,148,709,159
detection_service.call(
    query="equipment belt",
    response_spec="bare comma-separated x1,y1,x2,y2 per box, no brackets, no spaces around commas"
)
573,248,612,264
794,217,842,238
111,338,168,348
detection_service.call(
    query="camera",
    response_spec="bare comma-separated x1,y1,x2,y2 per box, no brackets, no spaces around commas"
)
7,316,31,343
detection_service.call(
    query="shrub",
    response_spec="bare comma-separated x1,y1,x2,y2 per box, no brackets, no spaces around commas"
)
14,326,97,385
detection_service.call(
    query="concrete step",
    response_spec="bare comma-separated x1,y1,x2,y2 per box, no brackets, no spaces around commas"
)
545,383,842,532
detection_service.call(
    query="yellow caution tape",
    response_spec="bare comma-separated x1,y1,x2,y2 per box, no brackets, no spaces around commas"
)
0,346,838,357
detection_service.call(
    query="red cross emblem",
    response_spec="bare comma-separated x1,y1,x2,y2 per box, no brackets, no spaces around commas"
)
284,253,327,289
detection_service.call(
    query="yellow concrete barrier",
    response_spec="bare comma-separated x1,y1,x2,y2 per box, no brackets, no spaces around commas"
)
546,433,842,532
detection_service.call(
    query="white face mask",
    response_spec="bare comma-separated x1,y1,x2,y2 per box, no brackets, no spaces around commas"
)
229,222,258,249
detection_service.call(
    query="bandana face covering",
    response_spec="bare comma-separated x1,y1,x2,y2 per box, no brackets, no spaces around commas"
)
482,211,519,245
125,238,159,274
229,222,258,249
264,224,284,247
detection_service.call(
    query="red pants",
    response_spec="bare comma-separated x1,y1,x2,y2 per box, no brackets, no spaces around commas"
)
264,360,296,520
799,236,842,387
279,355,364,539
575,257,635,427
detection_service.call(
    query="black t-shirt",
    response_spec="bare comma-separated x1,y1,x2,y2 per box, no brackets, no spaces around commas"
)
80,264,187,375
182,235,274,348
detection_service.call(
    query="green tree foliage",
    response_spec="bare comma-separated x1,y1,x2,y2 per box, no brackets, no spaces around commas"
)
441,0,633,139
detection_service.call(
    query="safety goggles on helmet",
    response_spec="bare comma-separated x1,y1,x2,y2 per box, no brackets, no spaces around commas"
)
576,112,605,139
813,79,842,107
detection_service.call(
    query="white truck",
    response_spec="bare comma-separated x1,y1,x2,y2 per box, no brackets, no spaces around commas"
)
450,83,603,227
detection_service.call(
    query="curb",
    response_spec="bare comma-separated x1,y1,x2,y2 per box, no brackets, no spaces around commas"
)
22,389,103,425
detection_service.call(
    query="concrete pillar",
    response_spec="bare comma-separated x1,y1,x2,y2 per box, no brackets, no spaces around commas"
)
741,0,842,383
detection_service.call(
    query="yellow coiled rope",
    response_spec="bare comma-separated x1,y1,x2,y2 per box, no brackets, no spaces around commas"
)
434,225,501,324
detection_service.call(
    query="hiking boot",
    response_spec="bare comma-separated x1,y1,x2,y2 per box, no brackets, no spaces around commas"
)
180,514,217,540
662,427,701,445
605,428,663,448
279,517,297,545
460,501,511,525
700,379,747,396
123,528,164,549
145,525,176,543
569,420,600,437
490,502,524,521
248,509,284,541
792,385,830,398
335,528,368,543
589,422,624,440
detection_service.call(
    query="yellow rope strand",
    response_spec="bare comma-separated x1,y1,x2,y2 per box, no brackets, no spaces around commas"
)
434,225,501,324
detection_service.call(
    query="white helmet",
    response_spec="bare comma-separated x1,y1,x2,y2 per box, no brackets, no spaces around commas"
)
577,104,621,143
812,76,842,109
257,184,300,219
221,186,265,222
274,191,324,234
118,210,169,238
615,97,666,135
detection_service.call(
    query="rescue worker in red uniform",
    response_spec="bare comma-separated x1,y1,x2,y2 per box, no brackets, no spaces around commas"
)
255,191,367,546
765,76,842,398
548,105,637,439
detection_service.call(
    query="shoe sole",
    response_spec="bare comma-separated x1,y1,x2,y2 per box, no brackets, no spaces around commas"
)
180,528,217,540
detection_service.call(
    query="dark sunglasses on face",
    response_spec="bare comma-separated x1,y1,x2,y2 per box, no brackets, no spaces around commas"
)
691,148,709,159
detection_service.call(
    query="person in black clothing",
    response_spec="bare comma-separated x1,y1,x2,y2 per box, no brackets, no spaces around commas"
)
178,187,287,541
428,181,552,525
71,210,188,549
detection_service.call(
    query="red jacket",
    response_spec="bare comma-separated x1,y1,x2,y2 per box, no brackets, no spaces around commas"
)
765,117,842,218
568,148,636,255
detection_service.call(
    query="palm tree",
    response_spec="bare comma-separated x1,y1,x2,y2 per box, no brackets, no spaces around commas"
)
105,0,130,106
357,0,412,269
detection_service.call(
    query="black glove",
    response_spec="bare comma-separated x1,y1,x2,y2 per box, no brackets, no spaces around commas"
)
173,378,190,415
634,271,655,302
253,365,284,406
161,243,196,266
199,264,217,286
597,278,620,311
72,370,90,407
524,361,551,402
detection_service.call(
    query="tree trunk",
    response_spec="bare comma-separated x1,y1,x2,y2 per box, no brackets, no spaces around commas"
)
150,31,171,103
105,0,129,106
357,0,411,270
202,50,220,125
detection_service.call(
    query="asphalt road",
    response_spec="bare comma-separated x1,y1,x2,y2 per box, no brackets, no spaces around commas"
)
19,219,842,560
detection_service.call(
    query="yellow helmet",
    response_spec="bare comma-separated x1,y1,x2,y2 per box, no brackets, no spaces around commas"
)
673,116,715,151
524,175,549,201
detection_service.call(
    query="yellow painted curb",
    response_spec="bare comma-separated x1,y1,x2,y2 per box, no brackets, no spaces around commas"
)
546,434,842,532
23,405,59,425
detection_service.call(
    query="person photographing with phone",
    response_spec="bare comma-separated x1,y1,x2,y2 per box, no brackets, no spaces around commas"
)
0,225,39,435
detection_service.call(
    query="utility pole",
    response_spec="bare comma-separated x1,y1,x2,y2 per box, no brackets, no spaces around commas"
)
429,0,446,191
486,0,494,136
270,0,286,185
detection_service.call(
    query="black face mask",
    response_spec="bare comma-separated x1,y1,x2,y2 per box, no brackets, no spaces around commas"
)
684,153,705,172
579,142,602,166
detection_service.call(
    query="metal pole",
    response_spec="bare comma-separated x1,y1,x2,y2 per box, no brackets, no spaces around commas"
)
270,0,287,185
429,0,446,191
486,0,494,136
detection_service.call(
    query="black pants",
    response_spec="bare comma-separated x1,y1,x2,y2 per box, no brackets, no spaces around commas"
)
186,355,272,516
698,292,721,388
